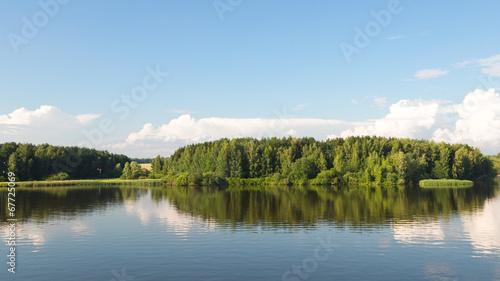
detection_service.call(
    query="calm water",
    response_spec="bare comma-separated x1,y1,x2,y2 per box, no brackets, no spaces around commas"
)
1,181,500,280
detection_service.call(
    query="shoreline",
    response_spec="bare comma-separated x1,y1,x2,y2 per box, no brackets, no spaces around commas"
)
0,178,167,187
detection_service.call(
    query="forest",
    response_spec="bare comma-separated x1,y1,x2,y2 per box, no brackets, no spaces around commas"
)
149,136,498,186
0,142,130,181
1,137,498,186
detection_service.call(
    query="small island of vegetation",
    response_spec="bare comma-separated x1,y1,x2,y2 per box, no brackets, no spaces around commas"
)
419,179,474,188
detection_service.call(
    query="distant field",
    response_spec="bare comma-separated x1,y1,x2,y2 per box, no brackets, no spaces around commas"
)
140,163,152,171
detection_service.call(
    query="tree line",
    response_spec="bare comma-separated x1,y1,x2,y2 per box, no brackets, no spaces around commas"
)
2,137,496,185
0,142,130,181
149,136,498,186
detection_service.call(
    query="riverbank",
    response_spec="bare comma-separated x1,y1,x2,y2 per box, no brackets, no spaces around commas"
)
0,178,166,187
1,177,487,188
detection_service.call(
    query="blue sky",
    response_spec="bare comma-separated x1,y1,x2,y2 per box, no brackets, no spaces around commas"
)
1,0,500,157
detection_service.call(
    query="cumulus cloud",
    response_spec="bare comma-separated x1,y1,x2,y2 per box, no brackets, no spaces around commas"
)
414,68,449,80
341,99,441,139
433,89,500,151
340,89,500,155
0,105,101,145
0,105,100,127
110,115,369,156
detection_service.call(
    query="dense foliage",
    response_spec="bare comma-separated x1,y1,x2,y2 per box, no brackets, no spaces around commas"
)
0,142,130,181
150,136,497,186
490,153,500,175
120,161,150,179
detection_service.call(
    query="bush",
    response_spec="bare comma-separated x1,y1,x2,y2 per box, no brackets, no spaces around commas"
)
312,169,337,185
188,173,203,186
46,172,71,181
175,173,189,186
202,172,228,187
384,173,398,186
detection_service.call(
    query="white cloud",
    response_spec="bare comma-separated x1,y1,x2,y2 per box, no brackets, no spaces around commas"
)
291,103,307,111
75,114,102,125
341,99,440,139
433,89,500,152
326,134,338,140
340,89,500,155
453,60,473,68
372,97,387,108
0,105,101,146
477,54,500,77
0,105,100,127
284,129,297,136
452,54,500,77
414,69,449,80
386,35,403,40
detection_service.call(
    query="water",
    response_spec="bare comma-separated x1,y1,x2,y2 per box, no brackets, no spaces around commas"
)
1,181,500,280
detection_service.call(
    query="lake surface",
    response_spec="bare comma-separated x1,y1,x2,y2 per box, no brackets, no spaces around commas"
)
2,181,500,280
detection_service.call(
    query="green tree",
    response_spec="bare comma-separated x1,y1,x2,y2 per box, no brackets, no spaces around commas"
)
7,153,18,176
452,147,472,179
432,145,450,178
121,162,132,179
151,155,163,175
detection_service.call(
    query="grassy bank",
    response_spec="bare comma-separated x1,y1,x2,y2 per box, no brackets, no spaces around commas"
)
0,178,167,187
1,177,478,188
419,179,474,188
